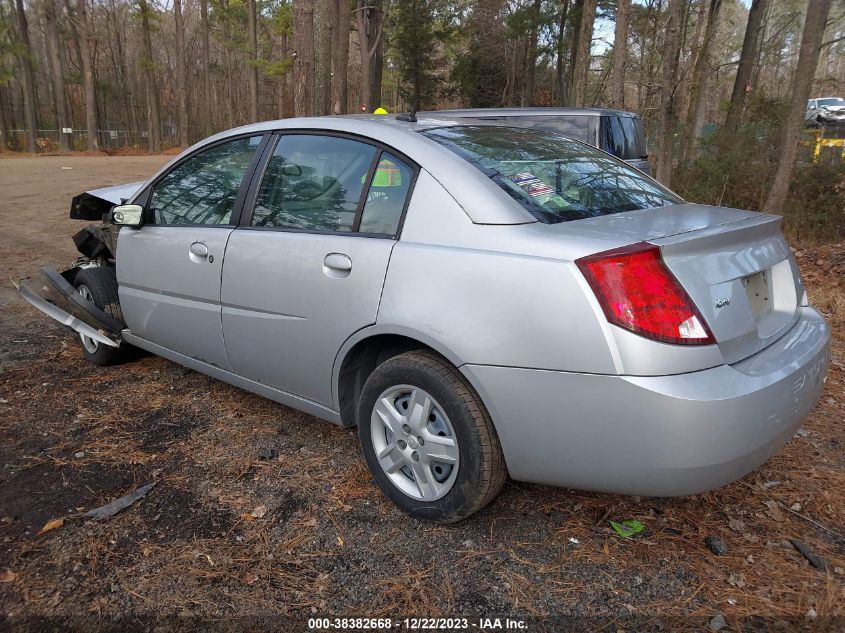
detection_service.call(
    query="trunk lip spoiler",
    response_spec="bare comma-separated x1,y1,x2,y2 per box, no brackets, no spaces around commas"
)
16,267,122,348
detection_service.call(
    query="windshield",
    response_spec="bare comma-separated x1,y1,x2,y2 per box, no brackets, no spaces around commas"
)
818,98,845,107
421,125,680,224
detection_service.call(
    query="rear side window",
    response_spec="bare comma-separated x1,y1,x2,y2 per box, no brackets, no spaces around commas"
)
358,153,413,235
599,116,646,160
149,135,262,225
421,125,679,224
253,135,376,231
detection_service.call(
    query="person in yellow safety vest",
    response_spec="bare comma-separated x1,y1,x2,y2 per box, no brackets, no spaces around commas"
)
373,107,389,115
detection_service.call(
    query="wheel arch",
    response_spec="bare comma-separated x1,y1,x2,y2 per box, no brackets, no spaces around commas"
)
333,325,464,428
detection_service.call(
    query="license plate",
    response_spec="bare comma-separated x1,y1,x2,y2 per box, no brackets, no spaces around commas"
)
743,270,771,317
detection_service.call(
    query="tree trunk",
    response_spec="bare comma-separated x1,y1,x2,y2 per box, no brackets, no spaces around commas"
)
523,0,541,106
200,0,211,134
368,0,385,110
222,0,235,126
655,0,685,186
331,0,350,114
76,0,99,152
682,0,722,163
174,0,189,146
724,0,767,132
278,32,288,118
293,0,315,116
763,0,831,215
356,0,370,112
0,86,10,152
140,0,161,152
247,0,259,121
314,0,334,115
13,0,38,152
572,0,595,107
555,0,570,106
285,50,295,117
609,0,630,108
42,0,70,151
566,0,582,105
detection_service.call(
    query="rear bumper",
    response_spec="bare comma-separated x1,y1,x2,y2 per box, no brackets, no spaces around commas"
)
462,307,830,496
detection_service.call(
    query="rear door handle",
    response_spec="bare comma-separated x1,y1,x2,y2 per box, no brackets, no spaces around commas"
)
323,253,352,276
190,241,209,257
324,253,352,271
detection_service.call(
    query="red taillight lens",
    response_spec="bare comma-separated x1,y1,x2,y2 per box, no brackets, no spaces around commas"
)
576,242,715,346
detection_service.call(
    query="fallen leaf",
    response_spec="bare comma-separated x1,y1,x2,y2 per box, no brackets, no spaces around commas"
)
728,518,745,532
240,513,256,522
610,519,645,538
763,500,783,521
0,569,17,583
602,542,610,555
38,518,64,535
728,572,746,588
251,505,268,519
336,535,344,546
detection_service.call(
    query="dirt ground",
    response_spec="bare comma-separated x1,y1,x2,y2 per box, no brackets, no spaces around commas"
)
0,155,843,631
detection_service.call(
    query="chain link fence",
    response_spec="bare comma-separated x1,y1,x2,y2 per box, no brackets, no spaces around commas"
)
6,128,179,152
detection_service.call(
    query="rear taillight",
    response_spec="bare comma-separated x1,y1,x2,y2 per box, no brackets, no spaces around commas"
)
576,242,715,346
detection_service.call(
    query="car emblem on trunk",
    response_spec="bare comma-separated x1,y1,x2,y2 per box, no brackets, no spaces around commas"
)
715,297,731,308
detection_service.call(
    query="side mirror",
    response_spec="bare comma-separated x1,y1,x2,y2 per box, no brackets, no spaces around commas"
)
110,204,144,227
282,163,302,177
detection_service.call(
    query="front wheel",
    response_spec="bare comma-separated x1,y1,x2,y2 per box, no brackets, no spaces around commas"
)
357,350,507,523
73,267,128,366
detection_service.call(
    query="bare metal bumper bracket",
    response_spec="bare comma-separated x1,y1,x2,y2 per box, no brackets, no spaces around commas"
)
17,267,123,348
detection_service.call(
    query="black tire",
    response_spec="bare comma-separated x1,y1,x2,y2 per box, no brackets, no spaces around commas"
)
357,350,507,523
72,267,128,366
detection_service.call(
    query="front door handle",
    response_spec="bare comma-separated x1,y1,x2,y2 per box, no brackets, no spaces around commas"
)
190,241,209,257
323,253,352,278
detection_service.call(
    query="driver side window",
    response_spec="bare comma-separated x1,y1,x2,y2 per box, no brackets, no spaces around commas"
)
149,135,262,226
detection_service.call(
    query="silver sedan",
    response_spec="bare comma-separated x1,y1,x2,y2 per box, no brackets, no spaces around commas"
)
19,115,830,522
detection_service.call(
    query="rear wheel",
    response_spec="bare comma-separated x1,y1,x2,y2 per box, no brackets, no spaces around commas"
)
73,267,127,366
357,350,507,523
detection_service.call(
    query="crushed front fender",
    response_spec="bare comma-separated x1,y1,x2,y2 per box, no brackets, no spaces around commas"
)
16,267,122,348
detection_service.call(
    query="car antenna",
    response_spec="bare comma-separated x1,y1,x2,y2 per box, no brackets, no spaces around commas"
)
396,98,419,123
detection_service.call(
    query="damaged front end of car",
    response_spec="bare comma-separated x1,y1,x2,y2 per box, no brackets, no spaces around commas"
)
15,181,144,348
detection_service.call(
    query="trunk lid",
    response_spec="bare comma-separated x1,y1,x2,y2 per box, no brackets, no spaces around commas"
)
571,203,805,364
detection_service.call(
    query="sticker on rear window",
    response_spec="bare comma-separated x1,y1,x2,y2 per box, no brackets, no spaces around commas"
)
510,172,553,197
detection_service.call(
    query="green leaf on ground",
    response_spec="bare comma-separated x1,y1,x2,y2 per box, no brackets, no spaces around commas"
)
610,519,645,538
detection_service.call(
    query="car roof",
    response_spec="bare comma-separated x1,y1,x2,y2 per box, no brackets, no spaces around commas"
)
421,107,638,118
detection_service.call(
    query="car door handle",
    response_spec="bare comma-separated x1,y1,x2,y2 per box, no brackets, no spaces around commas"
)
190,242,209,257
324,253,352,271
323,253,352,277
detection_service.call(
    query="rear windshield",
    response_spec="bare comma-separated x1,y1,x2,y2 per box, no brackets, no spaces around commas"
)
600,116,647,160
421,125,680,224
